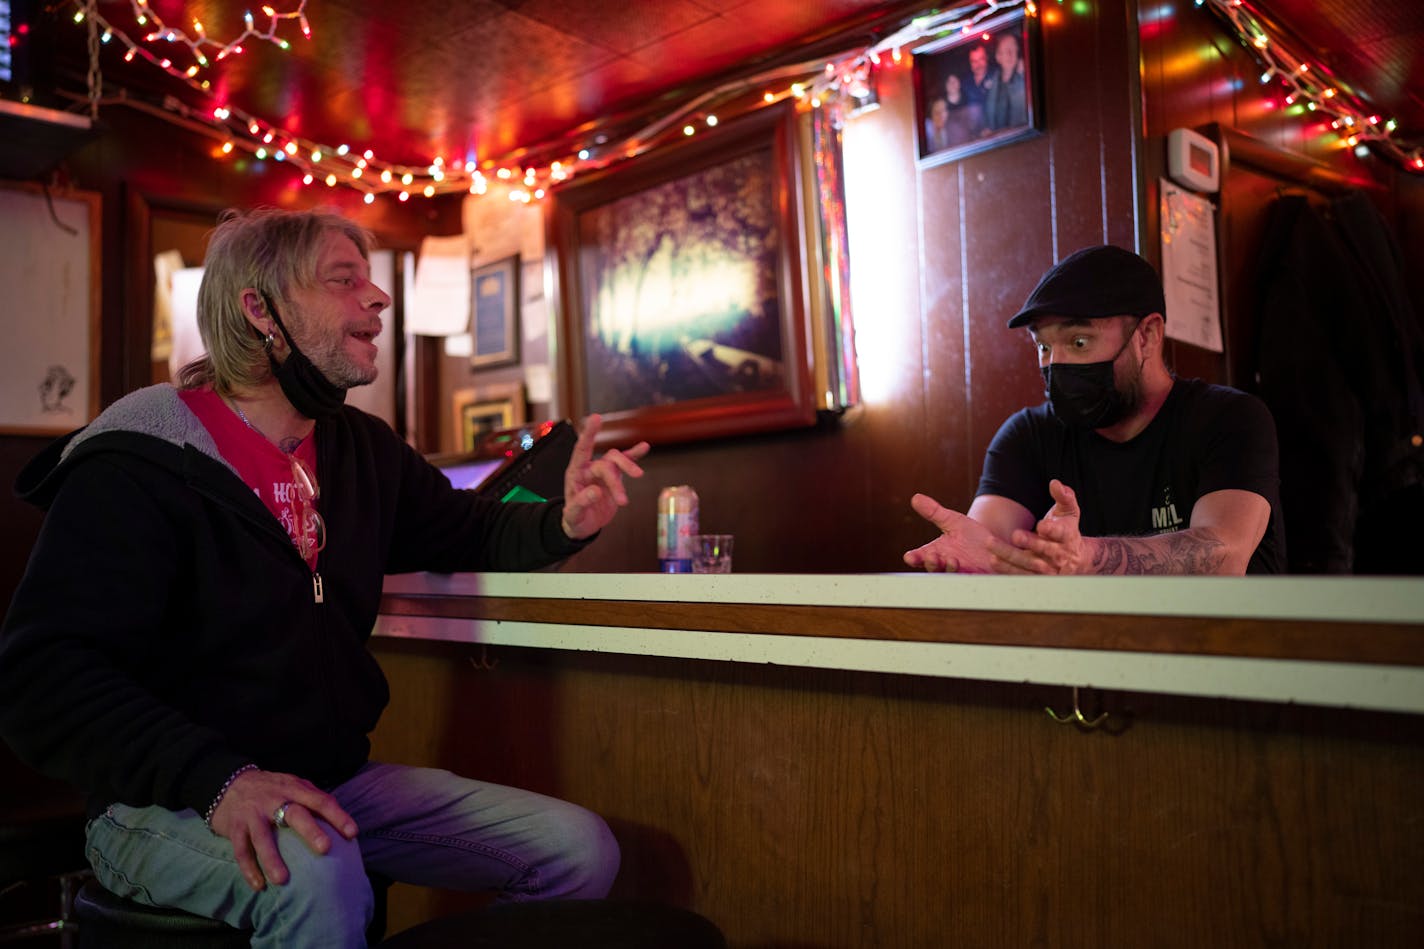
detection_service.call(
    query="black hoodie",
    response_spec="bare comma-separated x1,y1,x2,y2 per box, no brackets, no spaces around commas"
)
0,384,587,817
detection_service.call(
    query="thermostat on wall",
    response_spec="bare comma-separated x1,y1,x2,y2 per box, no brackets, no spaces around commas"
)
1167,127,1220,193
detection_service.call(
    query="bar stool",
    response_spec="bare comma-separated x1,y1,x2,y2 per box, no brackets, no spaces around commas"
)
73,879,248,948
0,752,89,947
0,810,88,946
378,899,726,949
72,874,391,947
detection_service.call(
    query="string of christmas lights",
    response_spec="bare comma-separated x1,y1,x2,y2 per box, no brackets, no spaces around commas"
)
82,1,310,82
65,0,1424,203
70,1,1048,203
1198,0,1423,172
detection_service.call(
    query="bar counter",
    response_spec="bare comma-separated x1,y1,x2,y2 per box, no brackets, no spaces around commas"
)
376,573,1424,714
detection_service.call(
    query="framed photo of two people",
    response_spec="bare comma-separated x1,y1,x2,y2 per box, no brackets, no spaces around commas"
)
913,9,1043,165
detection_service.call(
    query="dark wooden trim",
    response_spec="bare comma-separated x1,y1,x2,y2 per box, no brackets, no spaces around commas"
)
1204,122,1380,193
378,594,1424,667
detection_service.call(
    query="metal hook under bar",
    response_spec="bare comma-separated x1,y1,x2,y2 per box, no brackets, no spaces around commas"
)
468,644,498,671
1045,685,1108,729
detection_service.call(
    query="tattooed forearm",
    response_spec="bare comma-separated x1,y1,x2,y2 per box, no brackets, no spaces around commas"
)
1089,530,1228,574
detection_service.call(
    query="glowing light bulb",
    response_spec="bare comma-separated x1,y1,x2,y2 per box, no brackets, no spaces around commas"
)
683,125,695,136
364,193,374,204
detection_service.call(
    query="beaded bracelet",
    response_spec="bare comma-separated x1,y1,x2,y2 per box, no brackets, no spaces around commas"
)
202,763,259,831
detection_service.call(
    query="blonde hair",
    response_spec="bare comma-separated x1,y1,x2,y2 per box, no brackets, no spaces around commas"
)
176,207,373,392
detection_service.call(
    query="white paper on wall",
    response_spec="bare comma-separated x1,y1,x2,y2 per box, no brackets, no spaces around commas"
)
152,249,186,362
443,333,474,357
167,266,207,380
407,234,472,336
1159,179,1223,353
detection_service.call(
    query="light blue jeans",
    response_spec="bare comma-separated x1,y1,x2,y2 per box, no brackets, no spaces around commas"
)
84,761,620,948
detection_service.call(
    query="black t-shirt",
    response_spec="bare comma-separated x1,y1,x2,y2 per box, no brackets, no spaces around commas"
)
976,378,1287,573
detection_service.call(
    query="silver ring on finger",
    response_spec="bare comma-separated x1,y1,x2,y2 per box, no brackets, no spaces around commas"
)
272,802,292,828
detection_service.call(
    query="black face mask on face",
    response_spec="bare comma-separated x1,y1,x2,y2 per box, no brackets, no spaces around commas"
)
1040,321,1141,430
261,291,347,420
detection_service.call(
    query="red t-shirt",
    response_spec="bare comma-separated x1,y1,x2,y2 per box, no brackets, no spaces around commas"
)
180,387,322,570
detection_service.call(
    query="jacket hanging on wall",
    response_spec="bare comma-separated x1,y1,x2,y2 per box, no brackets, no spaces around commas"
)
1254,191,1424,574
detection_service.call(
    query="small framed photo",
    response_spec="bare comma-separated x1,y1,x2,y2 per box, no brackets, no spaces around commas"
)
913,9,1042,165
469,254,520,370
452,382,526,452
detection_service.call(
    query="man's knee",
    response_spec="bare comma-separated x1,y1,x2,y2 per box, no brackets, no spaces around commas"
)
254,833,372,943
539,802,620,900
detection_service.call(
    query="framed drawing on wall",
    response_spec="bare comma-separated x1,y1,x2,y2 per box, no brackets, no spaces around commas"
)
547,102,820,448
470,254,520,370
452,381,526,452
913,8,1043,165
0,183,101,434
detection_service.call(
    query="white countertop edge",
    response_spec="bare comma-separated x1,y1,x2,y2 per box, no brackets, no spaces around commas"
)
381,572,1424,624
370,615,1424,715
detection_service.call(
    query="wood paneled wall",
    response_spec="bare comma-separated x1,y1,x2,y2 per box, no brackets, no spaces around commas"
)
370,638,1424,946
551,0,1144,575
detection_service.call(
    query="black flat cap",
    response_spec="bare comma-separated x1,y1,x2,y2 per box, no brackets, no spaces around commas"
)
1007,245,1165,328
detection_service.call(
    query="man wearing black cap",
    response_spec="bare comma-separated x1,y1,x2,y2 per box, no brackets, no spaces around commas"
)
904,245,1285,575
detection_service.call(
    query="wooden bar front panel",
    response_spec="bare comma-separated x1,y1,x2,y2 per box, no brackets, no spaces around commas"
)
369,639,1424,946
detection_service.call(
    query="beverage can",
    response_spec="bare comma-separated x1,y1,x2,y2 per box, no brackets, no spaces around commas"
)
656,485,699,573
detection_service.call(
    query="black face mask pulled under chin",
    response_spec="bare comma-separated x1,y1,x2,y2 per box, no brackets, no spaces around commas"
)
1040,323,1140,430
261,291,347,420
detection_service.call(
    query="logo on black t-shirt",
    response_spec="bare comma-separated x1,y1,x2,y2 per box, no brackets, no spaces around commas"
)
1151,486,1185,533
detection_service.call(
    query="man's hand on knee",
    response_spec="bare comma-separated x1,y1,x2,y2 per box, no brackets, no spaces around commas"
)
209,768,359,891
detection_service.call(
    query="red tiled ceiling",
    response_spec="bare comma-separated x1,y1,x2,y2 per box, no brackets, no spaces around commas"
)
513,0,719,57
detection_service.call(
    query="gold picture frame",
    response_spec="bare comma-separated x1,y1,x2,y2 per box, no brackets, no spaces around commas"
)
548,103,820,449
452,382,526,452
